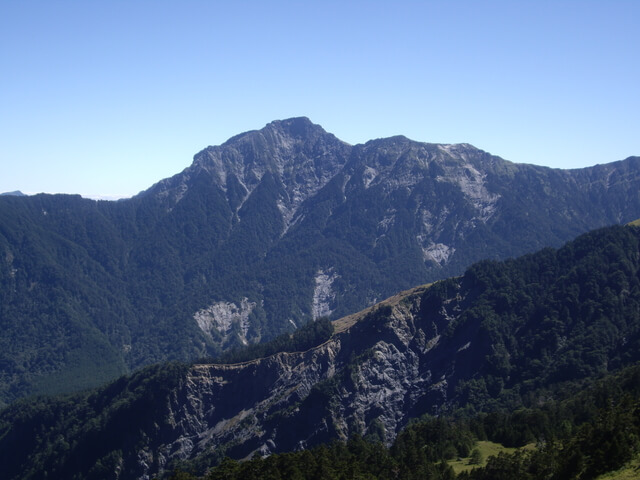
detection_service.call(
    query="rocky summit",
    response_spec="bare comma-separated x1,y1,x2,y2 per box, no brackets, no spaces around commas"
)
1,117,640,405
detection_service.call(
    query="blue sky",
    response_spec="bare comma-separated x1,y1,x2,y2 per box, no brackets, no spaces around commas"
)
1,1,639,198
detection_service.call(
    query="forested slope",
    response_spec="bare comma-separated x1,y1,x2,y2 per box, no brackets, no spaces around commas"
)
1,224,639,479
2,117,640,405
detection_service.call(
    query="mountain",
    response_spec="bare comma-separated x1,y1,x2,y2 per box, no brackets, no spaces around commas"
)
1,223,639,480
1,117,640,405
0,191,26,197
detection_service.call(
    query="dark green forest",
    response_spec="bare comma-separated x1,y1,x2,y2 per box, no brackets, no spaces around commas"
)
2,121,640,406
428,224,640,414
1,224,640,480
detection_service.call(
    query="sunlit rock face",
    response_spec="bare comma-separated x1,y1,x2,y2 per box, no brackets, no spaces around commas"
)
135,119,640,360
312,269,339,319
194,298,256,346
137,284,462,479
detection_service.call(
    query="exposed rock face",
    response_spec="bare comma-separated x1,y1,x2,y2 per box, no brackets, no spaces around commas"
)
148,118,351,229
194,298,256,345
417,239,456,265
435,144,500,220
117,279,490,478
312,269,339,319
2,116,640,405
2,224,640,480
128,280,494,479
141,285,442,478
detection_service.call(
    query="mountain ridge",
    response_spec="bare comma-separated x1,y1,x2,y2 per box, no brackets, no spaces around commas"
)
2,223,639,480
1,117,640,406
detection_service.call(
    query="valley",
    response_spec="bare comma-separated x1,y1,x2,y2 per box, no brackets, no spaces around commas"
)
1,222,639,479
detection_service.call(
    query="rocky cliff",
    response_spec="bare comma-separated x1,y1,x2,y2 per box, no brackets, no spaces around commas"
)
1,117,640,406
1,224,639,480
139,117,640,348
131,226,640,478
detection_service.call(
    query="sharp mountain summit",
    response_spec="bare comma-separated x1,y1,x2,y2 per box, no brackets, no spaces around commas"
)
1,117,639,406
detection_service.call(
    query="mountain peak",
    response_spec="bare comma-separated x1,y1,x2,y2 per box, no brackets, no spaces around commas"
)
221,117,329,147
264,116,319,136
0,190,26,197
146,117,351,222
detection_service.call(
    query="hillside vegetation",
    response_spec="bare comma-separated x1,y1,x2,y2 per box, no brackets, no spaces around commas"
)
2,118,640,405
1,224,640,479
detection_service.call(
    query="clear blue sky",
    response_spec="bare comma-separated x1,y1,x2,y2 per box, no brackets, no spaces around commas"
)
1,1,639,198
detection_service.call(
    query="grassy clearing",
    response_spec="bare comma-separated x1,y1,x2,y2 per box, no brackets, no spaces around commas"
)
448,440,535,474
596,453,640,480
332,284,432,334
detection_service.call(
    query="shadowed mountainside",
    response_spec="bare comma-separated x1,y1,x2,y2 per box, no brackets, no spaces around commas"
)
1,117,640,405
1,224,639,479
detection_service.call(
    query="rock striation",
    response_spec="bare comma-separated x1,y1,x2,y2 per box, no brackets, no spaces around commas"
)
128,285,447,479
128,226,640,479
